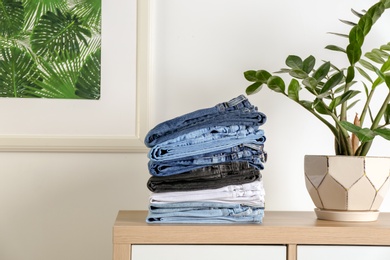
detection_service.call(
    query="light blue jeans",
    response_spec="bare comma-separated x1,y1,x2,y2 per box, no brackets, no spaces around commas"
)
146,201,264,223
148,143,267,176
148,125,265,162
144,95,266,147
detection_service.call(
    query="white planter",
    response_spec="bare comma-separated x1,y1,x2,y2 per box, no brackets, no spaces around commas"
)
304,155,390,221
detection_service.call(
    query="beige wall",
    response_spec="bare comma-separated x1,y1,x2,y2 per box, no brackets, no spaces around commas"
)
0,153,150,260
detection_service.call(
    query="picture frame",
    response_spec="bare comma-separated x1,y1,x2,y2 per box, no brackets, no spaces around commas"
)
0,0,150,152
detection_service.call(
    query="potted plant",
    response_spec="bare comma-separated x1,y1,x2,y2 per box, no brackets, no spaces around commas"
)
244,0,390,221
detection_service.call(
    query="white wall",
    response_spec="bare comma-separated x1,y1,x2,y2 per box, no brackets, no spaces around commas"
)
1,0,390,260
150,0,390,210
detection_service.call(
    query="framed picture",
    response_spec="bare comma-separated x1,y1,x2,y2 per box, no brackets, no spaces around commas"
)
0,0,149,152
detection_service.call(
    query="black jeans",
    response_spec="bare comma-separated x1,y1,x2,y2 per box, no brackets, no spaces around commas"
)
147,161,261,193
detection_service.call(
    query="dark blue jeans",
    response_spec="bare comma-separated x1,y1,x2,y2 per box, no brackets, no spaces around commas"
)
144,95,266,147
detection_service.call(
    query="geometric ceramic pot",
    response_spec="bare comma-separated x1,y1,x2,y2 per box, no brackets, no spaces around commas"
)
304,155,390,222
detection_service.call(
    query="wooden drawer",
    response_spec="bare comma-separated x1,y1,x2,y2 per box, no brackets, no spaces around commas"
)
298,245,390,260
132,245,286,260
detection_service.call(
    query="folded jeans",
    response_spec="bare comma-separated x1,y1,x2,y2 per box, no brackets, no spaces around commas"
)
144,95,266,147
148,126,265,162
146,203,264,224
149,180,265,207
147,161,261,192
148,144,267,176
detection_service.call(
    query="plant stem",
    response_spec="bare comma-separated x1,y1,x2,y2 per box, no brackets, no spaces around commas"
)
357,90,390,156
360,87,376,126
295,98,351,154
340,82,350,122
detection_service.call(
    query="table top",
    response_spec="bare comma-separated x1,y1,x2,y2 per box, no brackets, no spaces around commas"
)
113,210,390,246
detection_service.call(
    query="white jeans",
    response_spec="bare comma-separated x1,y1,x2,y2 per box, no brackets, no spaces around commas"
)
149,180,265,207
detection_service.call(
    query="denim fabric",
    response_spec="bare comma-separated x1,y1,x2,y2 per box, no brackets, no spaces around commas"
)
146,202,264,223
144,95,266,148
157,125,256,146
147,161,261,192
148,143,267,176
148,126,265,162
148,201,247,213
149,180,265,207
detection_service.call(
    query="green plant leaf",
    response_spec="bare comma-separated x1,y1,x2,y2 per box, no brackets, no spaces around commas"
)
384,103,390,124
31,9,92,60
351,8,364,18
375,67,386,81
372,77,383,88
267,76,285,93
244,70,257,82
380,43,390,51
312,61,331,81
75,49,101,99
275,68,291,74
346,66,355,83
255,70,272,83
320,71,344,93
0,47,40,97
339,90,360,104
328,32,349,38
329,96,341,110
30,56,81,99
22,0,68,31
329,90,360,111
244,70,271,83
300,100,313,110
349,26,364,46
359,59,378,71
366,51,385,63
71,0,101,32
373,68,390,88
374,128,390,140
302,55,316,73
382,0,390,8
304,86,317,96
339,19,357,26
287,79,300,101
366,2,385,24
358,15,373,36
380,57,390,72
246,82,262,95
340,121,376,142
313,99,330,115
347,42,362,65
347,99,360,110
286,55,302,69
289,69,308,79
334,84,347,94
356,66,373,83
325,45,346,53
0,0,24,37
302,77,318,90
373,48,390,58
385,74,390,88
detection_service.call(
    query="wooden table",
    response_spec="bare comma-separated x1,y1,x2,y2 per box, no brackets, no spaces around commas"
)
113,210,390,260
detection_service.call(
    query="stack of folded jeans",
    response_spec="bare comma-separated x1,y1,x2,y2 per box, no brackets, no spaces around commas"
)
144,95,267,223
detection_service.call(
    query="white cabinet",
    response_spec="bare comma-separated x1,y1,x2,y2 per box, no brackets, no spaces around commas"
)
132,245,286,260
298,245,390,260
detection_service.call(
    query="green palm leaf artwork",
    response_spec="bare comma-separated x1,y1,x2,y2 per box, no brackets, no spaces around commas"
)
0,0,101,99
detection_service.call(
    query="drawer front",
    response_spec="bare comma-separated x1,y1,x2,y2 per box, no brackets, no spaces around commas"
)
298,245,390,260
132,245,286,260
